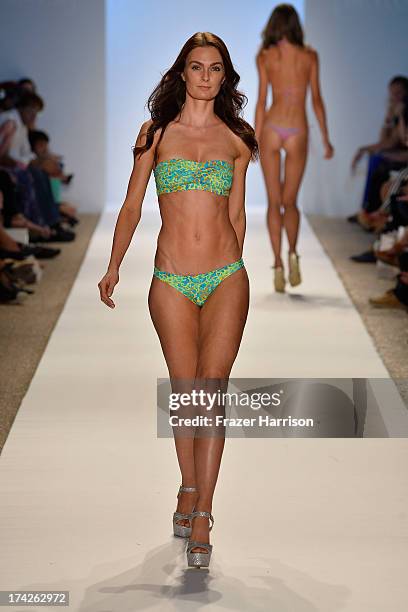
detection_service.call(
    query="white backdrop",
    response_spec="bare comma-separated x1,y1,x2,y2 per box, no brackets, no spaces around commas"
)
1,1,406,216
303,0,408,215
106,0,304,210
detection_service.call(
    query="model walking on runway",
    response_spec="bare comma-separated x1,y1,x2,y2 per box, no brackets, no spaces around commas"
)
98,32,257,568
255,3,334,292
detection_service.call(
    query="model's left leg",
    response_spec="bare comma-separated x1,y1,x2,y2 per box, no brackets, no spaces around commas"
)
282,131,308,252
189,265,250,553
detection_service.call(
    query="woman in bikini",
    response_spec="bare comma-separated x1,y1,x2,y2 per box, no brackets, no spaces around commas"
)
98,32,257,569
255,3,334,292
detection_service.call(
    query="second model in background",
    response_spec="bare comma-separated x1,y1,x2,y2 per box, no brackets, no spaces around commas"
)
255,3,334,292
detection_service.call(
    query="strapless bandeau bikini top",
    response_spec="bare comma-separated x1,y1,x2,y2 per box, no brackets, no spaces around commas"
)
153,158,234,197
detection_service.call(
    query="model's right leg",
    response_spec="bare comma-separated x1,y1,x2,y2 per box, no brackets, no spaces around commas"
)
259,127,283,267
148,275,201,525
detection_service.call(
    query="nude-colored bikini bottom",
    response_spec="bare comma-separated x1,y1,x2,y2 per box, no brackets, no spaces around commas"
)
263,121,302,141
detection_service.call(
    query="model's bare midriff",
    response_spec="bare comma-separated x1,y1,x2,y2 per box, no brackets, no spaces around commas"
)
262,44,312,130
154,189,240,275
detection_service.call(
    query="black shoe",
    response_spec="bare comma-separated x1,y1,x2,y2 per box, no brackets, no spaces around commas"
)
60,211,79,227
350,250,377,263
0,267,32,303
30,245,61,258
31,226,75,243
0,247,27,260
1,242,61,259
0,242,40,260
2,262,36,291
0,242,36,259
347,213,359,223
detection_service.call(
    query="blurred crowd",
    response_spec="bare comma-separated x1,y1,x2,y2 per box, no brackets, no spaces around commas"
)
0,77,79,304
348,75,408,312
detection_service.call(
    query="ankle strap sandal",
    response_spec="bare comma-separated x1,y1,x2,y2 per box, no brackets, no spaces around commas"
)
172,485,197,538
186,511,215,568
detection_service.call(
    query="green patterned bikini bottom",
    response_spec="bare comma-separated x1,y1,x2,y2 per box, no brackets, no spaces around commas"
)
153,258,245,307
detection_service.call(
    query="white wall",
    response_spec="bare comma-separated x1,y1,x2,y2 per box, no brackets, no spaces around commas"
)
0,0,106,213
2,1,405,218
303,0,408,216
106,0,304,210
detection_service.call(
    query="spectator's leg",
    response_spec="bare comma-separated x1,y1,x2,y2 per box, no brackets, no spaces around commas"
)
393,252,408,306
26,166,60,226
364,159,407,213
0,165,46,225
0,169,22,227
361,153,384,209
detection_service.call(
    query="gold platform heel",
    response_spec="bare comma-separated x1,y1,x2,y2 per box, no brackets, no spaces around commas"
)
288,252,301,286
273,265,286,292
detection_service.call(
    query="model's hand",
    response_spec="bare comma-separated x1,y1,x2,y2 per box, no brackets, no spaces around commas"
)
400,271,408,284
351,147,365,172
323,140,334,159
384,151,408,163
98,268,119,308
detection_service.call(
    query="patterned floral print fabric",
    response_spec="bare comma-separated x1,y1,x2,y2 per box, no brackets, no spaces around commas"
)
153,258,244,307
153,158,233,197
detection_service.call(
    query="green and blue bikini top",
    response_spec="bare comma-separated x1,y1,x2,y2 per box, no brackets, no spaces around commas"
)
153,158,234,197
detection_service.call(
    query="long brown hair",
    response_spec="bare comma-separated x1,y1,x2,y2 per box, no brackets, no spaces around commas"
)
133,32,258,161
260,4,304,49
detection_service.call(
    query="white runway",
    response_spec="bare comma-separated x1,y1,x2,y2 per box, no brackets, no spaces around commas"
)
1,207,407,611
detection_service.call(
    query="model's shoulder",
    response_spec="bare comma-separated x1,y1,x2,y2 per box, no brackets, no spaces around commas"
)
138,118,155,134
256,46,270,65
135,119,162,146
304,45,318,60
229,127,252,163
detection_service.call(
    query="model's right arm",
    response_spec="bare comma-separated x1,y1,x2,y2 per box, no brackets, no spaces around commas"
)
254,50,268,142
107,119,157,272
98,119,158,308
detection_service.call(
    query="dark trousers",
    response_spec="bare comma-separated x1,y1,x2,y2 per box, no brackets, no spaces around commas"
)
362,155,407,213
0,169,21,226
27,166,60,226
394,252,408,306
0,165,60,226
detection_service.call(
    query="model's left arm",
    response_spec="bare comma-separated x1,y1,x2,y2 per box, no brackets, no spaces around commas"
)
309,48,334,159
228,144,251,256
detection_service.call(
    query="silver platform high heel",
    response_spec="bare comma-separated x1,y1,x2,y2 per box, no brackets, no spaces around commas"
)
186,510,214,568
173,485,197,538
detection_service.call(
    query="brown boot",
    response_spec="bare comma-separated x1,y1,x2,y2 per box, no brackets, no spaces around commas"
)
369,289,408,310
374,250,400,267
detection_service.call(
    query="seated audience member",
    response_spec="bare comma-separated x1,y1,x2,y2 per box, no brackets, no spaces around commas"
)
349,75,408,221
350,94,408,269
0,168,60,257
0,91,74,241
0,75,81,304
18,77,37,94
369,245,408,310
29,130,78,226
0,81,20,112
